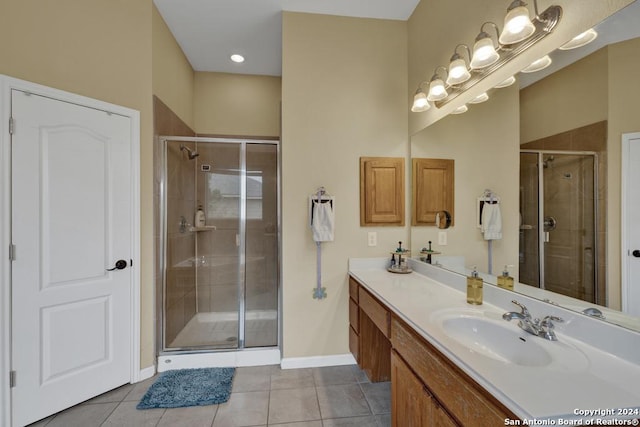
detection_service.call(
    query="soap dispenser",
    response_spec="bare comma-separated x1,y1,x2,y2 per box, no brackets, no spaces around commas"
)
466,266,483,305
195,204,206,227
497,265,514,291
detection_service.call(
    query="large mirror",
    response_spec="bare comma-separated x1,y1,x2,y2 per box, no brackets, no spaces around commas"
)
410,0,640,332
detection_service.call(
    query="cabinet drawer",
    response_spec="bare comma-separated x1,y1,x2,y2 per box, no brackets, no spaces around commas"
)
391,317,516,426
349,298,359,332
359,288,390,338
349,326,359,363
349,276,359,302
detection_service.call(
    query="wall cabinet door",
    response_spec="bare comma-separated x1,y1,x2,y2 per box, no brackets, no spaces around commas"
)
412,158,454,226
360,157,405,226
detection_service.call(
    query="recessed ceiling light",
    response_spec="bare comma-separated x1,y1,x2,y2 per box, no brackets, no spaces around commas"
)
230,54,245,63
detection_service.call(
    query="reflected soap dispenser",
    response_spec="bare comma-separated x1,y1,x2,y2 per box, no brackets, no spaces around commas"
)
497,265,514,291
195,204,206,227
466,266,483,305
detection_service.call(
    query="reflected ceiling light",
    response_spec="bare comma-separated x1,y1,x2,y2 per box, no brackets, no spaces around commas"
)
447,45,472,86
230,54,245,63
411,88,430,112
470,22,501,70
427,66,449,102
499,0,537,45
521,54,552,73
494,75,516,88
452,104,468,114
559,28,598,50
468,92,489,104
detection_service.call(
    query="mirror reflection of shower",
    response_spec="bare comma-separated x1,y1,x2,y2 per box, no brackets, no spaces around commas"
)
180,144,199,160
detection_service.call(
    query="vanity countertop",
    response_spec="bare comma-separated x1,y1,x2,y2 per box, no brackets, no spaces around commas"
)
349,258,640,423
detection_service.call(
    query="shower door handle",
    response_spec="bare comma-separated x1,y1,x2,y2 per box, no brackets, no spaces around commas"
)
107,259,128,271
632,250,640,258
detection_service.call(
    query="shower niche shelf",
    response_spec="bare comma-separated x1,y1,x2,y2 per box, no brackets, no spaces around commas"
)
188,225,217,232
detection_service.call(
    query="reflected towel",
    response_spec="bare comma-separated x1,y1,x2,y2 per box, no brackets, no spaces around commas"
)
481,203,502,240
311,199,335,242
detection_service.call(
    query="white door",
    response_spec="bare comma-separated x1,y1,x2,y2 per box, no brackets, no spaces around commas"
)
623,132,640,317
11,90,132,426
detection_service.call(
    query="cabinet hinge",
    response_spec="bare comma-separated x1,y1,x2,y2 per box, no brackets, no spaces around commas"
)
9,371,16,388
9,244,16,261
9,117,14,135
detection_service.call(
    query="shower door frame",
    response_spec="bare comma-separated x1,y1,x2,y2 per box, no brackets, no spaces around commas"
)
158,136,281,354
520,150,599,301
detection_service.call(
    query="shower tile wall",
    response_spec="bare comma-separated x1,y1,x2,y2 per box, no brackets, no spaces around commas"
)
520,120,607,305
153,96,196,347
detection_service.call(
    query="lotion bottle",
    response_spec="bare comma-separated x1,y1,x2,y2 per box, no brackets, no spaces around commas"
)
466,266,483,305
195,204,206,227
497,265,514,291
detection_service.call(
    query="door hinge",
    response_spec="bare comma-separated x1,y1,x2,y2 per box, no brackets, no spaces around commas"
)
9,117,14,135
9,244,16,261
9,371,16,388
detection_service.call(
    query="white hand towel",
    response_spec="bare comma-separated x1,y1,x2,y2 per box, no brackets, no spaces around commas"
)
481,203,502,240
311,200,335,242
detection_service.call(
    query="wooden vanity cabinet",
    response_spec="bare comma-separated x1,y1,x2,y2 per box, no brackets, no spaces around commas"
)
391,316,518,426
391,350,457,427
349,276,391,382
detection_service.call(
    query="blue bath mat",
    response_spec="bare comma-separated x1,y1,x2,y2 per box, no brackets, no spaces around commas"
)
137,367,235,409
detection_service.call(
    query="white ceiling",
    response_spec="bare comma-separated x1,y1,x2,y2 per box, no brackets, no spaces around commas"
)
153,0,420,76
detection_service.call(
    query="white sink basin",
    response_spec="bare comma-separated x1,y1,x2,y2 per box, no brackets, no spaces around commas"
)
432,309,589,371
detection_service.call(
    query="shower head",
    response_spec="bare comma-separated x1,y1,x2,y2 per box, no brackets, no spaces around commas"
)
542,155,555,168
180,144,199,160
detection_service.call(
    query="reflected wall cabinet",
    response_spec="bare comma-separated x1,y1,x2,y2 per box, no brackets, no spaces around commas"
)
412,158,454,226
360,157,405,226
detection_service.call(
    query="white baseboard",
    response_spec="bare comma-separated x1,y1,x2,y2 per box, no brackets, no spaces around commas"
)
280,353,357,370
157,348,281,372
137,365,156,382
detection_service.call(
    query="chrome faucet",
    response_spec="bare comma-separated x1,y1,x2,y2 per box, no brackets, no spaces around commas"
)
582,307,605,319
502,300,564,341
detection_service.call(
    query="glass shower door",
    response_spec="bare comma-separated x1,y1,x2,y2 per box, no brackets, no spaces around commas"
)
542,154,596,302
518,151,596,303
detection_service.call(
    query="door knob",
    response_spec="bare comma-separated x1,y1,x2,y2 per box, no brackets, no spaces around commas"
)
633,250,640,258
107,259,128,271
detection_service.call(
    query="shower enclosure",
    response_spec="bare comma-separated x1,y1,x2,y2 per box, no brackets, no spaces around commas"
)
519,150,599,303
159,137,279,353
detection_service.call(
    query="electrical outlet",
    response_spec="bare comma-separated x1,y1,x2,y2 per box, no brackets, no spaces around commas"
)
438,231,447,246
367,232,377,247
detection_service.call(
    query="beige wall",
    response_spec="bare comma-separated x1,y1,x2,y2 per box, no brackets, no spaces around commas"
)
520,47,608,144
0,0,156,368
282,12,408,358
194,73,281,137
408,0,635,133
152,5,195,129
410,86,520,276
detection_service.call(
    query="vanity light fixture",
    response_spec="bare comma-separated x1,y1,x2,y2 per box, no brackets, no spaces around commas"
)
559,28,597,50
521,54,552,73
411,88,430,112
451,104,469,114
230,54,245,63
410,1,561,112
470,22,501,70
499,0,537,45
494,75,516,88
446,45,472,86
468,92,490,104
427,67,449,102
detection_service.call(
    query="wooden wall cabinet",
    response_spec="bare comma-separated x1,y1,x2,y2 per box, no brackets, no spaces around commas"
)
360,157,405,226
412,158,454,226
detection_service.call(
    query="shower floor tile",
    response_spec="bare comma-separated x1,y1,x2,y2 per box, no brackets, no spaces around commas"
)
169,311,278,348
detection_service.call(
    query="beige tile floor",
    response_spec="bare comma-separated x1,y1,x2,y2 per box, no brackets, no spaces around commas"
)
27,365,391,427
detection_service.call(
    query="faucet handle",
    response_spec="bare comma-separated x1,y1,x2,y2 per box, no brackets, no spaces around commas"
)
510,300,530,317
540,315,563,326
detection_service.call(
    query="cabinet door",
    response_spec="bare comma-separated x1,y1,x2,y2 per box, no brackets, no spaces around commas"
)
412,158,454,226
391,350,430,426
360,157,405,226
